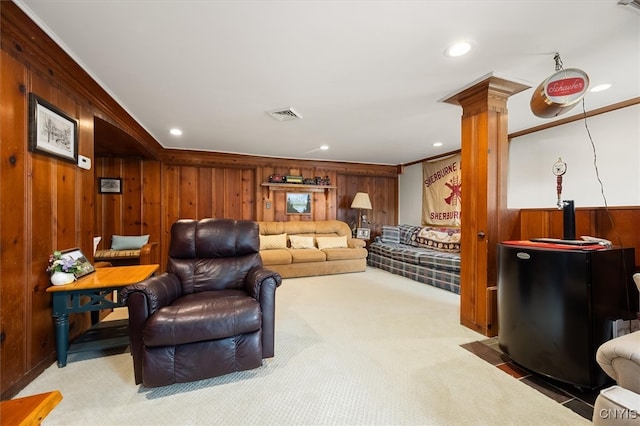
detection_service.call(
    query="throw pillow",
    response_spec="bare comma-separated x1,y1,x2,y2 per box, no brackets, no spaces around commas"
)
381,225,400,244
289,235,316,249
316,235,348,250
111,235,150,250
259,233,288,250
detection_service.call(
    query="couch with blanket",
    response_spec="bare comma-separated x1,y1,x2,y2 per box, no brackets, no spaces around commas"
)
258,220,367,278
367,224,461,294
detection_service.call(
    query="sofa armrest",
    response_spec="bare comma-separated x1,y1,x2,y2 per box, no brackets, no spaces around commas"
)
348,238,366,248
596,331,640,394
139,241,159,265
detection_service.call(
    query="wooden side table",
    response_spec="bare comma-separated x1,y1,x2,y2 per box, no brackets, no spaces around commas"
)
46,264,159,367
0,390,62,426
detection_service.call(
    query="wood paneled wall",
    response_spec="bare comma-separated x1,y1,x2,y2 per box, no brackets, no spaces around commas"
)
96,157,398,272
336,174,398,241
1,45,97,398
94,158,162,252
517,207,640,269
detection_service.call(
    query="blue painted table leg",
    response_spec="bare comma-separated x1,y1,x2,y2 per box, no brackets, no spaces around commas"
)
53,313,69,367
51,293,70,367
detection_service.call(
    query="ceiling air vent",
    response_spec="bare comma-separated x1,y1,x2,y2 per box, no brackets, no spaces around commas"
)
267,107,303,122
618,0,640,14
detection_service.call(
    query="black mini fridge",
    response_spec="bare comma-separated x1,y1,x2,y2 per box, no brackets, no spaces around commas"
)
497,243,637,389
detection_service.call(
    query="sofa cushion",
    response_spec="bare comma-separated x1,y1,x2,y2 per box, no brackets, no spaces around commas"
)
259,233,288,250
323,247,368,261
142,290,261,347
111,234,150,250
259,249,292,265
282,221,317,235
410,227,461,252
314,220,347,235
95,248,141,260
368,241,460,273
316,236,348,249
259,222,285,235
289,248,326,263
381,225,400,244
289,235,316,249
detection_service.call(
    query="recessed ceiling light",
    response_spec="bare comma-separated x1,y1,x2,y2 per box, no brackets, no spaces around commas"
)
433,142,443,147
170,128,183,136
590,84,612,93
445,41,472,57
320,145,329,150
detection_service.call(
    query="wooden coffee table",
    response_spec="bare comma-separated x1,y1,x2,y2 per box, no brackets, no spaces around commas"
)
46,264,159,367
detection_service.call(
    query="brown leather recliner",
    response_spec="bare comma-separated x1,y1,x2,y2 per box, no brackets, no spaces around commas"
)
121,218,282,388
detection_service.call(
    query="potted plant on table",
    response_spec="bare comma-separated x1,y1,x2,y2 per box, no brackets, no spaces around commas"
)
47,250,82,285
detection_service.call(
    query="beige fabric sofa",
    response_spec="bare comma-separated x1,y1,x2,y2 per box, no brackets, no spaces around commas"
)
258,220,367,278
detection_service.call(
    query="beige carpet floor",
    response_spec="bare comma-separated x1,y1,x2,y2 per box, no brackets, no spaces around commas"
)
16,267,589,425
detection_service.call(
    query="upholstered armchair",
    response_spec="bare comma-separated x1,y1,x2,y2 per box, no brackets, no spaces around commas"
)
121,219,282,388
592,273,640,425
592,331,640,425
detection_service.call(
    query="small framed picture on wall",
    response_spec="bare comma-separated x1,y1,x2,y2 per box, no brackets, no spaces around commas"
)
98,177,122,194
286,193,312,215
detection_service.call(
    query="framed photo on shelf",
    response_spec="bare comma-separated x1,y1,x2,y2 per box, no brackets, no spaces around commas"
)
98,177,122,194
61,247,95,279
356,228,371,240
286,193,312,215
28,93,79,163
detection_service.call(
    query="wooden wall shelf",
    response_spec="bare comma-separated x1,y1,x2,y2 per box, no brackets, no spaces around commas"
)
261,182,336,198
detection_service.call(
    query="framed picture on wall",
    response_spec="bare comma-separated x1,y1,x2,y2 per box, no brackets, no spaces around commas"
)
98,177,122,194
286,193,312,214
28,93,79,163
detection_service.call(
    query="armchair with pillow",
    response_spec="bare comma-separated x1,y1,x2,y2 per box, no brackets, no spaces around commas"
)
94,234,159,266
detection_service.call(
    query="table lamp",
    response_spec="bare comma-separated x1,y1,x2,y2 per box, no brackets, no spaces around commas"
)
351,192,372,228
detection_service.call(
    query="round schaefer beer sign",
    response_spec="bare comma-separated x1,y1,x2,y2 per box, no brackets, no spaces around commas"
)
530,68,590,118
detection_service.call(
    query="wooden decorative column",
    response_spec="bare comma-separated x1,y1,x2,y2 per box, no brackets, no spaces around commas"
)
443,73,529,336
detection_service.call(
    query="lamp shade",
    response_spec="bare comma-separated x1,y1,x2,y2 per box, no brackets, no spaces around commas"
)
351,192,372,210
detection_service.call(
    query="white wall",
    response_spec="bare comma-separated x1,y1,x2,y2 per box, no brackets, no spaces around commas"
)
398,162,423,225
508,104,639,208
398,103,639,223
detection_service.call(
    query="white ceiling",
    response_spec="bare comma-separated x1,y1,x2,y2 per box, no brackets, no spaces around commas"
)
15,0,640,166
